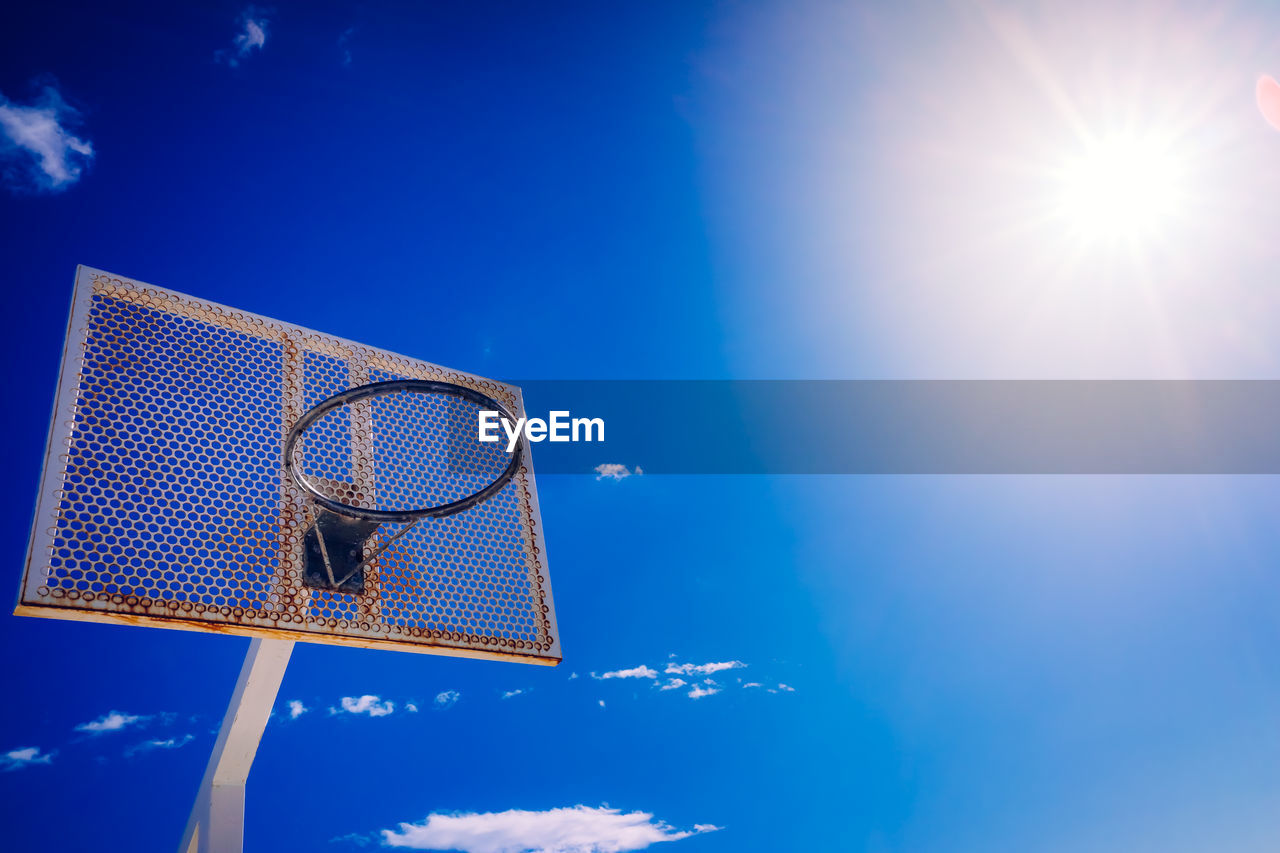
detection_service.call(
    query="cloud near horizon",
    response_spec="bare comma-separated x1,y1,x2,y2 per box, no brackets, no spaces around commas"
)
591,659,768,699
664,661,744,677
378,805,720,852
594,665,658,680
337,695,395,717
0,84,93,193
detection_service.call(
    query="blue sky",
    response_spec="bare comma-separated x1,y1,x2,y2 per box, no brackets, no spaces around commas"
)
3,2,1280,851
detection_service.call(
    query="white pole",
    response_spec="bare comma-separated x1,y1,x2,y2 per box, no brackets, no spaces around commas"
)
179,638,294,853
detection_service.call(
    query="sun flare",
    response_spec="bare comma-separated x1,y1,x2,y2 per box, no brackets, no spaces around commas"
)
1052,132,1187,245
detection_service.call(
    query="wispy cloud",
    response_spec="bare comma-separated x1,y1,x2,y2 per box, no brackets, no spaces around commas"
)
594,665,658,680
435,691,460,710
592,656,773,701
336,695,395,717
594,463,642,481
665,661,745,677
75,711,144,735
1,746,54,771
0,83,93,193
501,689,527,700
287,700,308,720
217,7,269,67
126,734,194,756
406,703,419,713
338,27,355,67
379,805,719,852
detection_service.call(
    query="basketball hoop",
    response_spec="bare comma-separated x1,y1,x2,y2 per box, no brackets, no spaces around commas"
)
284,379,525,591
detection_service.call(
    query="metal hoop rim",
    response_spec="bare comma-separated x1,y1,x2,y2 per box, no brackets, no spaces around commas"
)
284,379,524,523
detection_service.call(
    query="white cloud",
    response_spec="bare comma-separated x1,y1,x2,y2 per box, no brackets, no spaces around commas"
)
75,711,144,734
598,700,606,708
240,19,267,51
776,684,796,692
658,679,686,691
406,703,420,713
665,661,745,677
287,700,308,720
594,464,639,481
741,682,763,689
569,672,579,680
217,8,269,67
1,747,54,771
435,691,460,710
127,734,194,756
501,689,527,700
594,665,658,681
380,805,719,852
687,685,720,700
339,695,395,717
0,84,93,192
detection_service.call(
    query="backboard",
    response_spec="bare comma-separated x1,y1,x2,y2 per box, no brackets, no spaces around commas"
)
16,266,560,665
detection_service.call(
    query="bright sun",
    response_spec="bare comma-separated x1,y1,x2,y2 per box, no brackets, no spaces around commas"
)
1053,132,1187,245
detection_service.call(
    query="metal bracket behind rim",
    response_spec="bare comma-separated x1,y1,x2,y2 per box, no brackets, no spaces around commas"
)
302,508,383,593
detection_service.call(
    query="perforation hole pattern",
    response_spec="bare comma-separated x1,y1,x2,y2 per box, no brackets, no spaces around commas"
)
22,273,557,660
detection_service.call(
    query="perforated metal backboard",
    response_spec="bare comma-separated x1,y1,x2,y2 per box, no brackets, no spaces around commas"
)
16,267,560,665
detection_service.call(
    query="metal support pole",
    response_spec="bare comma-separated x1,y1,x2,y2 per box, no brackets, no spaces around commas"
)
179,638,294,853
